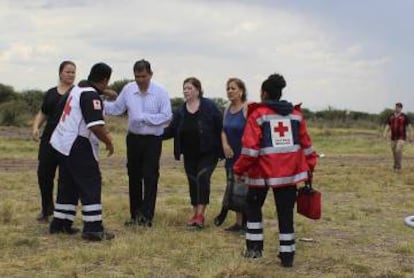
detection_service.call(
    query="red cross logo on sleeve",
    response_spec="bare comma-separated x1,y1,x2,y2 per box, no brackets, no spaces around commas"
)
274,121,289,137
61,96,72,122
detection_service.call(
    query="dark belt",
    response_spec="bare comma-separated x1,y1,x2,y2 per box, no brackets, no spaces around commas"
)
127,132,159,138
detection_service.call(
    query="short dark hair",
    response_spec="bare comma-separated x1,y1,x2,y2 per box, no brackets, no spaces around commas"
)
227,78,247,102
58,60,76,74
88,62,112,83
261,73,286,100
133,59,152,74
396,102,403,108
183,77,203,98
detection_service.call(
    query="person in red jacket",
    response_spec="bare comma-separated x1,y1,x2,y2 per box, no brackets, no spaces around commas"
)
233,73,317,267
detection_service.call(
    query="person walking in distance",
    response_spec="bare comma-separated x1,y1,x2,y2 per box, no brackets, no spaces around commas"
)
104,59,172,227
49,62,115,241
32,61,76,222
233,73,317,267
383,102,412,171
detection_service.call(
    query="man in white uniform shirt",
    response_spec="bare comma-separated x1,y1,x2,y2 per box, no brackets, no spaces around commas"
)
104,59,172,227
49,62,114,241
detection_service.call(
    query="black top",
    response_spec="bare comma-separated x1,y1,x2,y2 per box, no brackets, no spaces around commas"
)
40,87,69,140
163,97,224,161
180,108,200,158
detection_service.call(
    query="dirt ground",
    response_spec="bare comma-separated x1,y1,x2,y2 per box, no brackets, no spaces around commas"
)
1,126,413,171
0,126,176,171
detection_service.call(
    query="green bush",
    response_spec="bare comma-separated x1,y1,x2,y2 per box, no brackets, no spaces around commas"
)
0,100,29,126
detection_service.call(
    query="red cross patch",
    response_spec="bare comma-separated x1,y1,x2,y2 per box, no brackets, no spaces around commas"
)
270,119,293,147
93,99,102,110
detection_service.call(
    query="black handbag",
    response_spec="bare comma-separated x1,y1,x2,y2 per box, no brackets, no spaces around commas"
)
214,170,248,226
229,171,248,211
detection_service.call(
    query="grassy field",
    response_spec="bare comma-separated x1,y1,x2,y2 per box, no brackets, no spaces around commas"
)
1,118,414,278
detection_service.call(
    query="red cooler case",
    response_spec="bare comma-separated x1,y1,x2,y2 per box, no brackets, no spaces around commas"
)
297,184,321,220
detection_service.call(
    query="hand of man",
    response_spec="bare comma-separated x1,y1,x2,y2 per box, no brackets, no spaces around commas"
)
106,142,114,157
103,89,118,101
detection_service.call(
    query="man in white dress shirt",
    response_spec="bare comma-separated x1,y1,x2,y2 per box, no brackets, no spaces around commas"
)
104,59,172,227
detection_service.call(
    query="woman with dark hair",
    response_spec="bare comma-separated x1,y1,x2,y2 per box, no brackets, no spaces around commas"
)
215,78,248,232
32,61,76,222
163,77,223,228
233,73,317,267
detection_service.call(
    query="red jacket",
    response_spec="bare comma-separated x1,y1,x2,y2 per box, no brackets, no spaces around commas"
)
233,100,317,188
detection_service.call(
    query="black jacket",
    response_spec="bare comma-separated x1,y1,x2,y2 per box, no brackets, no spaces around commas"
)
163,97,224,160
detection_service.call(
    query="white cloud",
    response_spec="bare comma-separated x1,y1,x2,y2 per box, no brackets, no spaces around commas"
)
0,0,401,112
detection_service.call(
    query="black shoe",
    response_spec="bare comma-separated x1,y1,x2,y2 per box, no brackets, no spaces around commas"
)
82,231,115,241
278,254,294,268
36,213,49,223
243,249,262,259
50,226,80,235
225,224,244,232
141,218,152,227
281,260,293,268
124,218,141,226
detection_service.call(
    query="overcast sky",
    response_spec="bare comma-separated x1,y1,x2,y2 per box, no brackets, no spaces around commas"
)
1,0,412,113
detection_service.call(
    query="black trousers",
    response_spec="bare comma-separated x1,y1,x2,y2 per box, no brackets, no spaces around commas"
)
245,186,297,262
37,139,59,216
183,153,218,206
126,134,162,221
50,138,103,233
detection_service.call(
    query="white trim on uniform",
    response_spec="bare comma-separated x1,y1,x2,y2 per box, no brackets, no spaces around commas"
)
303,146,314,156
55,203,76,211
241,147,259,157
245,171,308,187
279,233,295,241
260,145,301,155
256,114,302,125
86,120,105,128
83,215,102,222
82,204,102,212
247,222,263,230
54,211,76,221
246,233,264,241
279,244,296,253
266,171,308,186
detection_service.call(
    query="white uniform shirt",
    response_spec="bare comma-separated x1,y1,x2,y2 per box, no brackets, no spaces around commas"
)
50,85,105,161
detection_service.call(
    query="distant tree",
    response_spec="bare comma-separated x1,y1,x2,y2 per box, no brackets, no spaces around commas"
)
301,107,315,120
0,83,17,103
21,89,44,115
170,97,184,112
211,97,228,112
378,109,394,125
109,79,133,94
407,112,414,124
0,100,27,126
315,107,347,122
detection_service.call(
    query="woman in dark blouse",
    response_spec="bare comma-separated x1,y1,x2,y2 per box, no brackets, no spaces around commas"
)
32,61,76,222
163,77,223,228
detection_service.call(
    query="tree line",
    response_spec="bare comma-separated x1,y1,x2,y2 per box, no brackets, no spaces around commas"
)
0,81,410,128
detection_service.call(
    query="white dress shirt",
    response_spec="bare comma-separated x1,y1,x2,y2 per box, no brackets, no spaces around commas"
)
104,80,172,136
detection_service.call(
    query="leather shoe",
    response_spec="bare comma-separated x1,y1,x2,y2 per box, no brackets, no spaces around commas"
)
50,226,80,235
36,213,49,223
82,231,115,241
